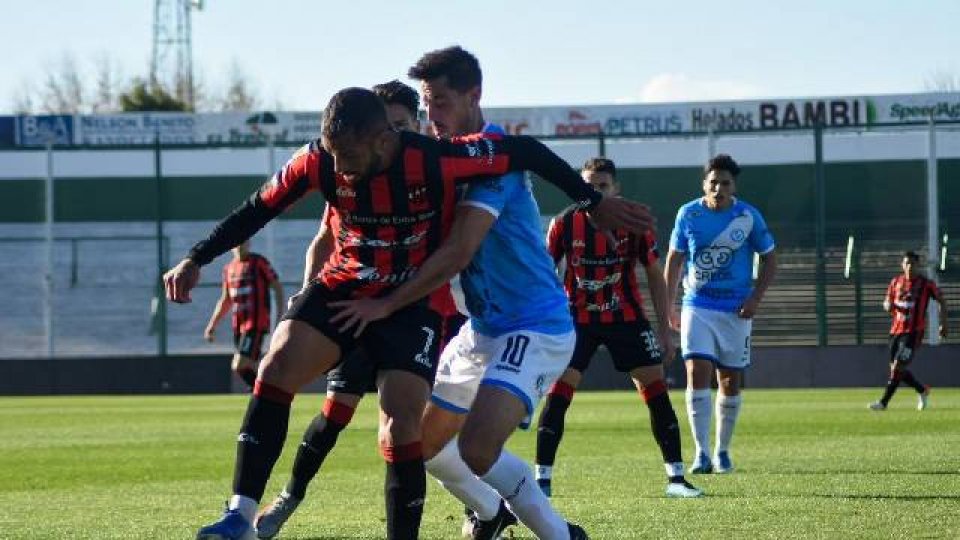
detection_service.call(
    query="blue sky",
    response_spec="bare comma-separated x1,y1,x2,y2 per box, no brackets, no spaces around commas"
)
2,0,959,112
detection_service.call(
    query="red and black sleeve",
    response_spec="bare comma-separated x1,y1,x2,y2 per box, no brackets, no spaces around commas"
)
188,147,325,266
438,134,603,210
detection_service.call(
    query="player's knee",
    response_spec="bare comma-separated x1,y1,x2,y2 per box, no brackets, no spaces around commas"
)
457,436,498,476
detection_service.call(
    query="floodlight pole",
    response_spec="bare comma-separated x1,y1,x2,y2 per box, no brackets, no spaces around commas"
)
44,142,55,357
926,115,939,345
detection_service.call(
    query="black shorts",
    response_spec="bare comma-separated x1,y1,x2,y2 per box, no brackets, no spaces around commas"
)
325,311,470,396
568,319,663,373
889,332,922,364
233,330,267,363
285,280,443,385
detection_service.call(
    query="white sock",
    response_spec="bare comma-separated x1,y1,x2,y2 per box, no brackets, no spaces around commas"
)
665,462,685,479
426,438,502,521
685,388,712,456
715,393,742,454
480,450,568,540
535,465,552,480
228,494,257,524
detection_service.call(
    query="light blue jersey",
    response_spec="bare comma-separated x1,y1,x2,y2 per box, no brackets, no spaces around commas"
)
669,197,775,313
457,124,572,337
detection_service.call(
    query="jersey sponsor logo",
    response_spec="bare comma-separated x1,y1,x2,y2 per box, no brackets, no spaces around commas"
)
336,186,356,198
685,211,753,291
342,230,426,249
341,210,437,226
577,272,622,292
572,255,626,266
229,286,253,296
585,294,621,312
355,265,418,284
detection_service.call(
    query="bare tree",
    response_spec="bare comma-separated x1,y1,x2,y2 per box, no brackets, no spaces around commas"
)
91,54,124,113
924,70,960,93
38,54,86,114
219,61,259,111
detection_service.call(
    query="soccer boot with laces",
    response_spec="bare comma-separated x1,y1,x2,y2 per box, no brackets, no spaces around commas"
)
464,501,518,540
196,509,256,540
254,491,302,539
868,401,887,411
666,478,704,497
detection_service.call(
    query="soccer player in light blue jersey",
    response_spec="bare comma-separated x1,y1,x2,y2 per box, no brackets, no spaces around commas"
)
664,154,777,475
329,46,651,540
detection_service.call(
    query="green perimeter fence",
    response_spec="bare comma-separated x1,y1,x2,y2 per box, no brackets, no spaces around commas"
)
1,121,959,357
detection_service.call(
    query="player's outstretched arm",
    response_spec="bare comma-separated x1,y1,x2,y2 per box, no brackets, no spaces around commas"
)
935,288,948,338
442,135,654,234
329,206,496,337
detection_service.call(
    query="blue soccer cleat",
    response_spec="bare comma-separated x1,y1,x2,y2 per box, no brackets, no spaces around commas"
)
196,509,257,540
713,451,734,474
689,452,713,474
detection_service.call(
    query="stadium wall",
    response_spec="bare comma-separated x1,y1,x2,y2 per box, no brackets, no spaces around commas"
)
2,345,958,395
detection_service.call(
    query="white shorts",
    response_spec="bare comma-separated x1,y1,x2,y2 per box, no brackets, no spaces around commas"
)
431,320,575,429
680,305,752,370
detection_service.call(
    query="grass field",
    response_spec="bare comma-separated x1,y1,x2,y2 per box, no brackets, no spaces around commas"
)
1,389,958,539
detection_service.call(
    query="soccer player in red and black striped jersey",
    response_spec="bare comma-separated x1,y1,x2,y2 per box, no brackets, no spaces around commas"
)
870,251,947,411
164,87,651,540
204,239,284,389
534,158,702,498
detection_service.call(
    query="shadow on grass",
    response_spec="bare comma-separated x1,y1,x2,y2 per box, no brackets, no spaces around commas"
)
773,469,959,476
811,493,960,501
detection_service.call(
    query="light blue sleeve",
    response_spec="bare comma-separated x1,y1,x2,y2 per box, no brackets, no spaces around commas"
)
748,206,775,254
669,207,689,253
461,171,521,217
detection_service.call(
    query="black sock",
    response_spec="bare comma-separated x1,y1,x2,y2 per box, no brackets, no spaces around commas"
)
536,383,574,467
642,380,683,467
383,443,425,540
233,381,293,501
880,372,902,405
286,405,352,499
900,370,926,393
237,368,257,388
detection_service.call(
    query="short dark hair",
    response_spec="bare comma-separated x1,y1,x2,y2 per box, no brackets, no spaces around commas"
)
582,157,616,178
904,251,920,263
705,153,741,177
408,45,482,92
372,80,419,118
321,87,388,142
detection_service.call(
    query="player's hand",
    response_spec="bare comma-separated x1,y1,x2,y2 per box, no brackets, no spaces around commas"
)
658,327,676,365
939,323,948,339
203,326,215,342
328,297,394,338
668,306,682,331
587,197,655,235
738,296,760,319
164,259,200,303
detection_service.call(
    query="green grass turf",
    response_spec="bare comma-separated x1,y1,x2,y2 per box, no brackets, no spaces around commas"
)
0,389,958,539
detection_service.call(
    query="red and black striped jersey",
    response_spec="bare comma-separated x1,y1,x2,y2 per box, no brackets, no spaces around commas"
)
188,131,602,305
886,274,942,335
547,206,659,324
222,253,277,333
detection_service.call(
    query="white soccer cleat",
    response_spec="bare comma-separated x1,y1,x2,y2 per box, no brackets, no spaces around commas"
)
254,492,302,539
666,479,704,498
869,401,887,411
918,386,931,411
